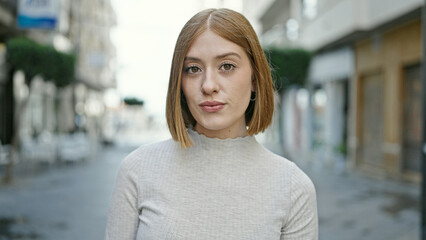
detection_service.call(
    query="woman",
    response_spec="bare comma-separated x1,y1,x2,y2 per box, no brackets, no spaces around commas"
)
106,8,318,240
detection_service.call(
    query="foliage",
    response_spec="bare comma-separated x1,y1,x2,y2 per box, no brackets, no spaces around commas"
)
334,143,348,156
6,37,76,88
264,48,312,93
123,97,144,106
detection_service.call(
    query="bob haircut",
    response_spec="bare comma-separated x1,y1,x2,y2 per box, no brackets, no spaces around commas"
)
166,8,274,148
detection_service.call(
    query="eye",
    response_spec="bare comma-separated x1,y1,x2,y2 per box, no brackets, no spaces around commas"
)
221,63,235,71
185,66,201,74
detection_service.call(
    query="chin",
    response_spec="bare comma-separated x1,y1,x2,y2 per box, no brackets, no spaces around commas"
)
195,115,245,133
192,110,247,134
197,121,229,131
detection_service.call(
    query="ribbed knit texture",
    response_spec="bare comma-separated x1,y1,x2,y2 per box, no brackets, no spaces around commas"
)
105,129,318,240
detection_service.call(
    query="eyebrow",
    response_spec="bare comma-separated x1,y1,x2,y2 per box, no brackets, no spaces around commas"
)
184,52,241,61
215,52,241,60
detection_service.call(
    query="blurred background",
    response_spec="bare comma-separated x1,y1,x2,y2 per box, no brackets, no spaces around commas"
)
0,0,424,239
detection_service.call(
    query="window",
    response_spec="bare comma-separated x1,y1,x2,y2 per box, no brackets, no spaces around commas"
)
302,0,318,20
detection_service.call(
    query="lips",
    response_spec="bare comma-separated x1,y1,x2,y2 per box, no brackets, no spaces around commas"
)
199,101,226,113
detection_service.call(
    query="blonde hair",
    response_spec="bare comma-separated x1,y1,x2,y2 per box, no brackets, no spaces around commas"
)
166,8,274,148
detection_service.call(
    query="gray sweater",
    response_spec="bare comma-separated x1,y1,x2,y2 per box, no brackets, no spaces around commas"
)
105,129,318,240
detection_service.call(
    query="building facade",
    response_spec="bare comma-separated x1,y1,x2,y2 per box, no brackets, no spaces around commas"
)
68,0,117,146
354,18,422,181
252,0,423,181
0,0,117,164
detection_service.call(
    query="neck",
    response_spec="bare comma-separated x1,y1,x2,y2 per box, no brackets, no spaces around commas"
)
194,124,248,139
187,128,257,153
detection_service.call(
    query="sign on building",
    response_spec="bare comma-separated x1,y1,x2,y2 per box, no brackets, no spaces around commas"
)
17,0,59,29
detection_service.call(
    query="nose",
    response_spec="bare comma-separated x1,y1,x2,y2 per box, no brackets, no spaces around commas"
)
201,69,219,95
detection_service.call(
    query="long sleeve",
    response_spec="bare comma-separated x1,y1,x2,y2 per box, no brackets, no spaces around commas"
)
105,154,141,240
281,163,318,240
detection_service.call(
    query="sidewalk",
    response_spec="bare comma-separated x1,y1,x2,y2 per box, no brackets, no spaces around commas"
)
295,158,420,240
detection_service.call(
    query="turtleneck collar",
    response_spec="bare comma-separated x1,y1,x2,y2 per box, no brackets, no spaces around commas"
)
187,128,259,153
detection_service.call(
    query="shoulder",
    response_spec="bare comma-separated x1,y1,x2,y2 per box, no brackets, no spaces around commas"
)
257,145,315,194
261,145,317,197
119,138,179,170
289,162,316,196
127,138,178,160
257,145,298,170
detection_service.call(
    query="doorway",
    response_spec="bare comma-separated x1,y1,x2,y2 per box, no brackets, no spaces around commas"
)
359,72,384,167
402,63,422,172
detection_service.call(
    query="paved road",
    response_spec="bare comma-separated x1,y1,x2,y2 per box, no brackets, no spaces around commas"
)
0,144,136,240
0,143,421,240
296,158,420,240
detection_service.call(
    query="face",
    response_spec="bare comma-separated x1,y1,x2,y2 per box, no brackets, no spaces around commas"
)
181,30,253,139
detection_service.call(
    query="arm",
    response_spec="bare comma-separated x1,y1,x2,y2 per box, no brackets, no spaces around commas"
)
105,154,141,240
281,163,318,240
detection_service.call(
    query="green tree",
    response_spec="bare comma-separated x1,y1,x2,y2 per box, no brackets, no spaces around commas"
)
264,48,312,150
264,48,312,93
3,37,76,183
123,97,144,106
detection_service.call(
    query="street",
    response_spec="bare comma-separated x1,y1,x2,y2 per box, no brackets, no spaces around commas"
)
297,158,420,240
0,144,136,240
0,143,421,240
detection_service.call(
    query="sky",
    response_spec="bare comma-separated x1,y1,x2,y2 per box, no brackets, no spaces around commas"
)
110,0,243,119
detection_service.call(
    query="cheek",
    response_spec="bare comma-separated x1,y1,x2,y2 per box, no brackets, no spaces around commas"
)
181,79,200,111
228,80,252,107
237,70,253,98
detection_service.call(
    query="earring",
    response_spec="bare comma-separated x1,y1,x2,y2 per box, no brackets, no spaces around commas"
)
250,91,256,101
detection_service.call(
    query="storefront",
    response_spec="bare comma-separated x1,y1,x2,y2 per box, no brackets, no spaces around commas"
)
307,47,354,170
354,19,422,181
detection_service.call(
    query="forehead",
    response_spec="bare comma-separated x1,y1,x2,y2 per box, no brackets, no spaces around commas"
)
186,30,247,58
